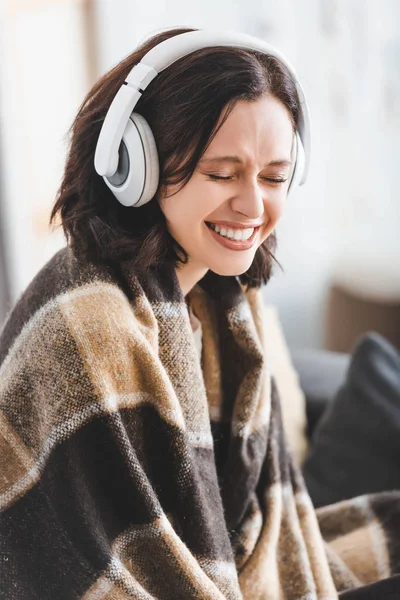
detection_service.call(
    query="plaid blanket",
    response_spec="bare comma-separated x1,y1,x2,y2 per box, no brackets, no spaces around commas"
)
1,246,400,599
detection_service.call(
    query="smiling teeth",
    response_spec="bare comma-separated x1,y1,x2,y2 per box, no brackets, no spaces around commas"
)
210,224,254,240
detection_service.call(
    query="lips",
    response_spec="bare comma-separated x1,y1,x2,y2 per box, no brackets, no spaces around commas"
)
205,221,262,230
205,221,260,251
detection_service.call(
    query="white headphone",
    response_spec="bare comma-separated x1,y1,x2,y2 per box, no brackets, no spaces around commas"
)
94,29,311,208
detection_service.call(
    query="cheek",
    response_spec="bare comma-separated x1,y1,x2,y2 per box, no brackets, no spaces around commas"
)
160,193,206,236
276,199,286,220
259,197,286,241
266,195,286,223
159,192,186,225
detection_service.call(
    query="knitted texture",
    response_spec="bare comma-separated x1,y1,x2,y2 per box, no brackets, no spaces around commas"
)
1,246,400,599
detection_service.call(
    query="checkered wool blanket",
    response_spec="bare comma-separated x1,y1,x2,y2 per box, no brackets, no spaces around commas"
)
1,246,400,600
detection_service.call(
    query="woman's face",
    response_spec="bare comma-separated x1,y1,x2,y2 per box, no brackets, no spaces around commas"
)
159,94,294,282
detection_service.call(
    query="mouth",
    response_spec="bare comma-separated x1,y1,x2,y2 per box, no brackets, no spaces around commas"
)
204,221,262,250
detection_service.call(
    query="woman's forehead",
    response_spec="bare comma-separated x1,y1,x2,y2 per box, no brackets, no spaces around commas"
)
204,98,294,165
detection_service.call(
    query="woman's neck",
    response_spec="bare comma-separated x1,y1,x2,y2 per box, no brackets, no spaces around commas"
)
175,261,208,297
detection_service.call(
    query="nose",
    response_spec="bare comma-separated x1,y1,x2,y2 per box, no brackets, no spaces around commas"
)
231,179,265,219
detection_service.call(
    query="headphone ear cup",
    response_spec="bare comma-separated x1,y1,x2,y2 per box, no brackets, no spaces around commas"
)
287,131,305,196
103,113,159,207
129,113,160,206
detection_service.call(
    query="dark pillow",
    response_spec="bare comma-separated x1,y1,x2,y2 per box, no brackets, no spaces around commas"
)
339,573,400,599
303,331,400,508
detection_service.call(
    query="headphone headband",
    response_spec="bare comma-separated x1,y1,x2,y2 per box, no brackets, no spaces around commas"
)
94,29,311,185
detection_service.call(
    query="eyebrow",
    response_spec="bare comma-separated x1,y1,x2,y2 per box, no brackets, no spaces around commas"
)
198,155,292,167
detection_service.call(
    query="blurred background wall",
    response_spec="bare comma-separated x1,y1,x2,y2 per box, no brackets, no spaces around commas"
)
0,0,399,351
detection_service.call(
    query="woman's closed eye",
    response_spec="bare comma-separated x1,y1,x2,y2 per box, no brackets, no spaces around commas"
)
205,173,288,185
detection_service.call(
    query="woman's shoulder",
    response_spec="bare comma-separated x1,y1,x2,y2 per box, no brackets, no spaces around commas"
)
0,246,140,365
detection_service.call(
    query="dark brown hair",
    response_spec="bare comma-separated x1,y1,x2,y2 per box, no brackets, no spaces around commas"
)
50,26,302,288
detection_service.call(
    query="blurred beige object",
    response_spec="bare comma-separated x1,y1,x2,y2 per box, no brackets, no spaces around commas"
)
33,204,61,237
1,0,97,300
7,0,88,15
325,286,400,353
262,305,309,466
7,0,98,91
325,254,400,353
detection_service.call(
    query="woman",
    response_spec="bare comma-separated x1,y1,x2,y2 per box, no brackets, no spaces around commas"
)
1,26,400,600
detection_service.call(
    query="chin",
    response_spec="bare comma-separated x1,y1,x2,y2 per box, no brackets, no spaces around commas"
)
209,261,253,277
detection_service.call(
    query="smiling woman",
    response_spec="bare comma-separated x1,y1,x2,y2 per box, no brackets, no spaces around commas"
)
4,24,400,600
0,26,353,600
49,25,303,291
